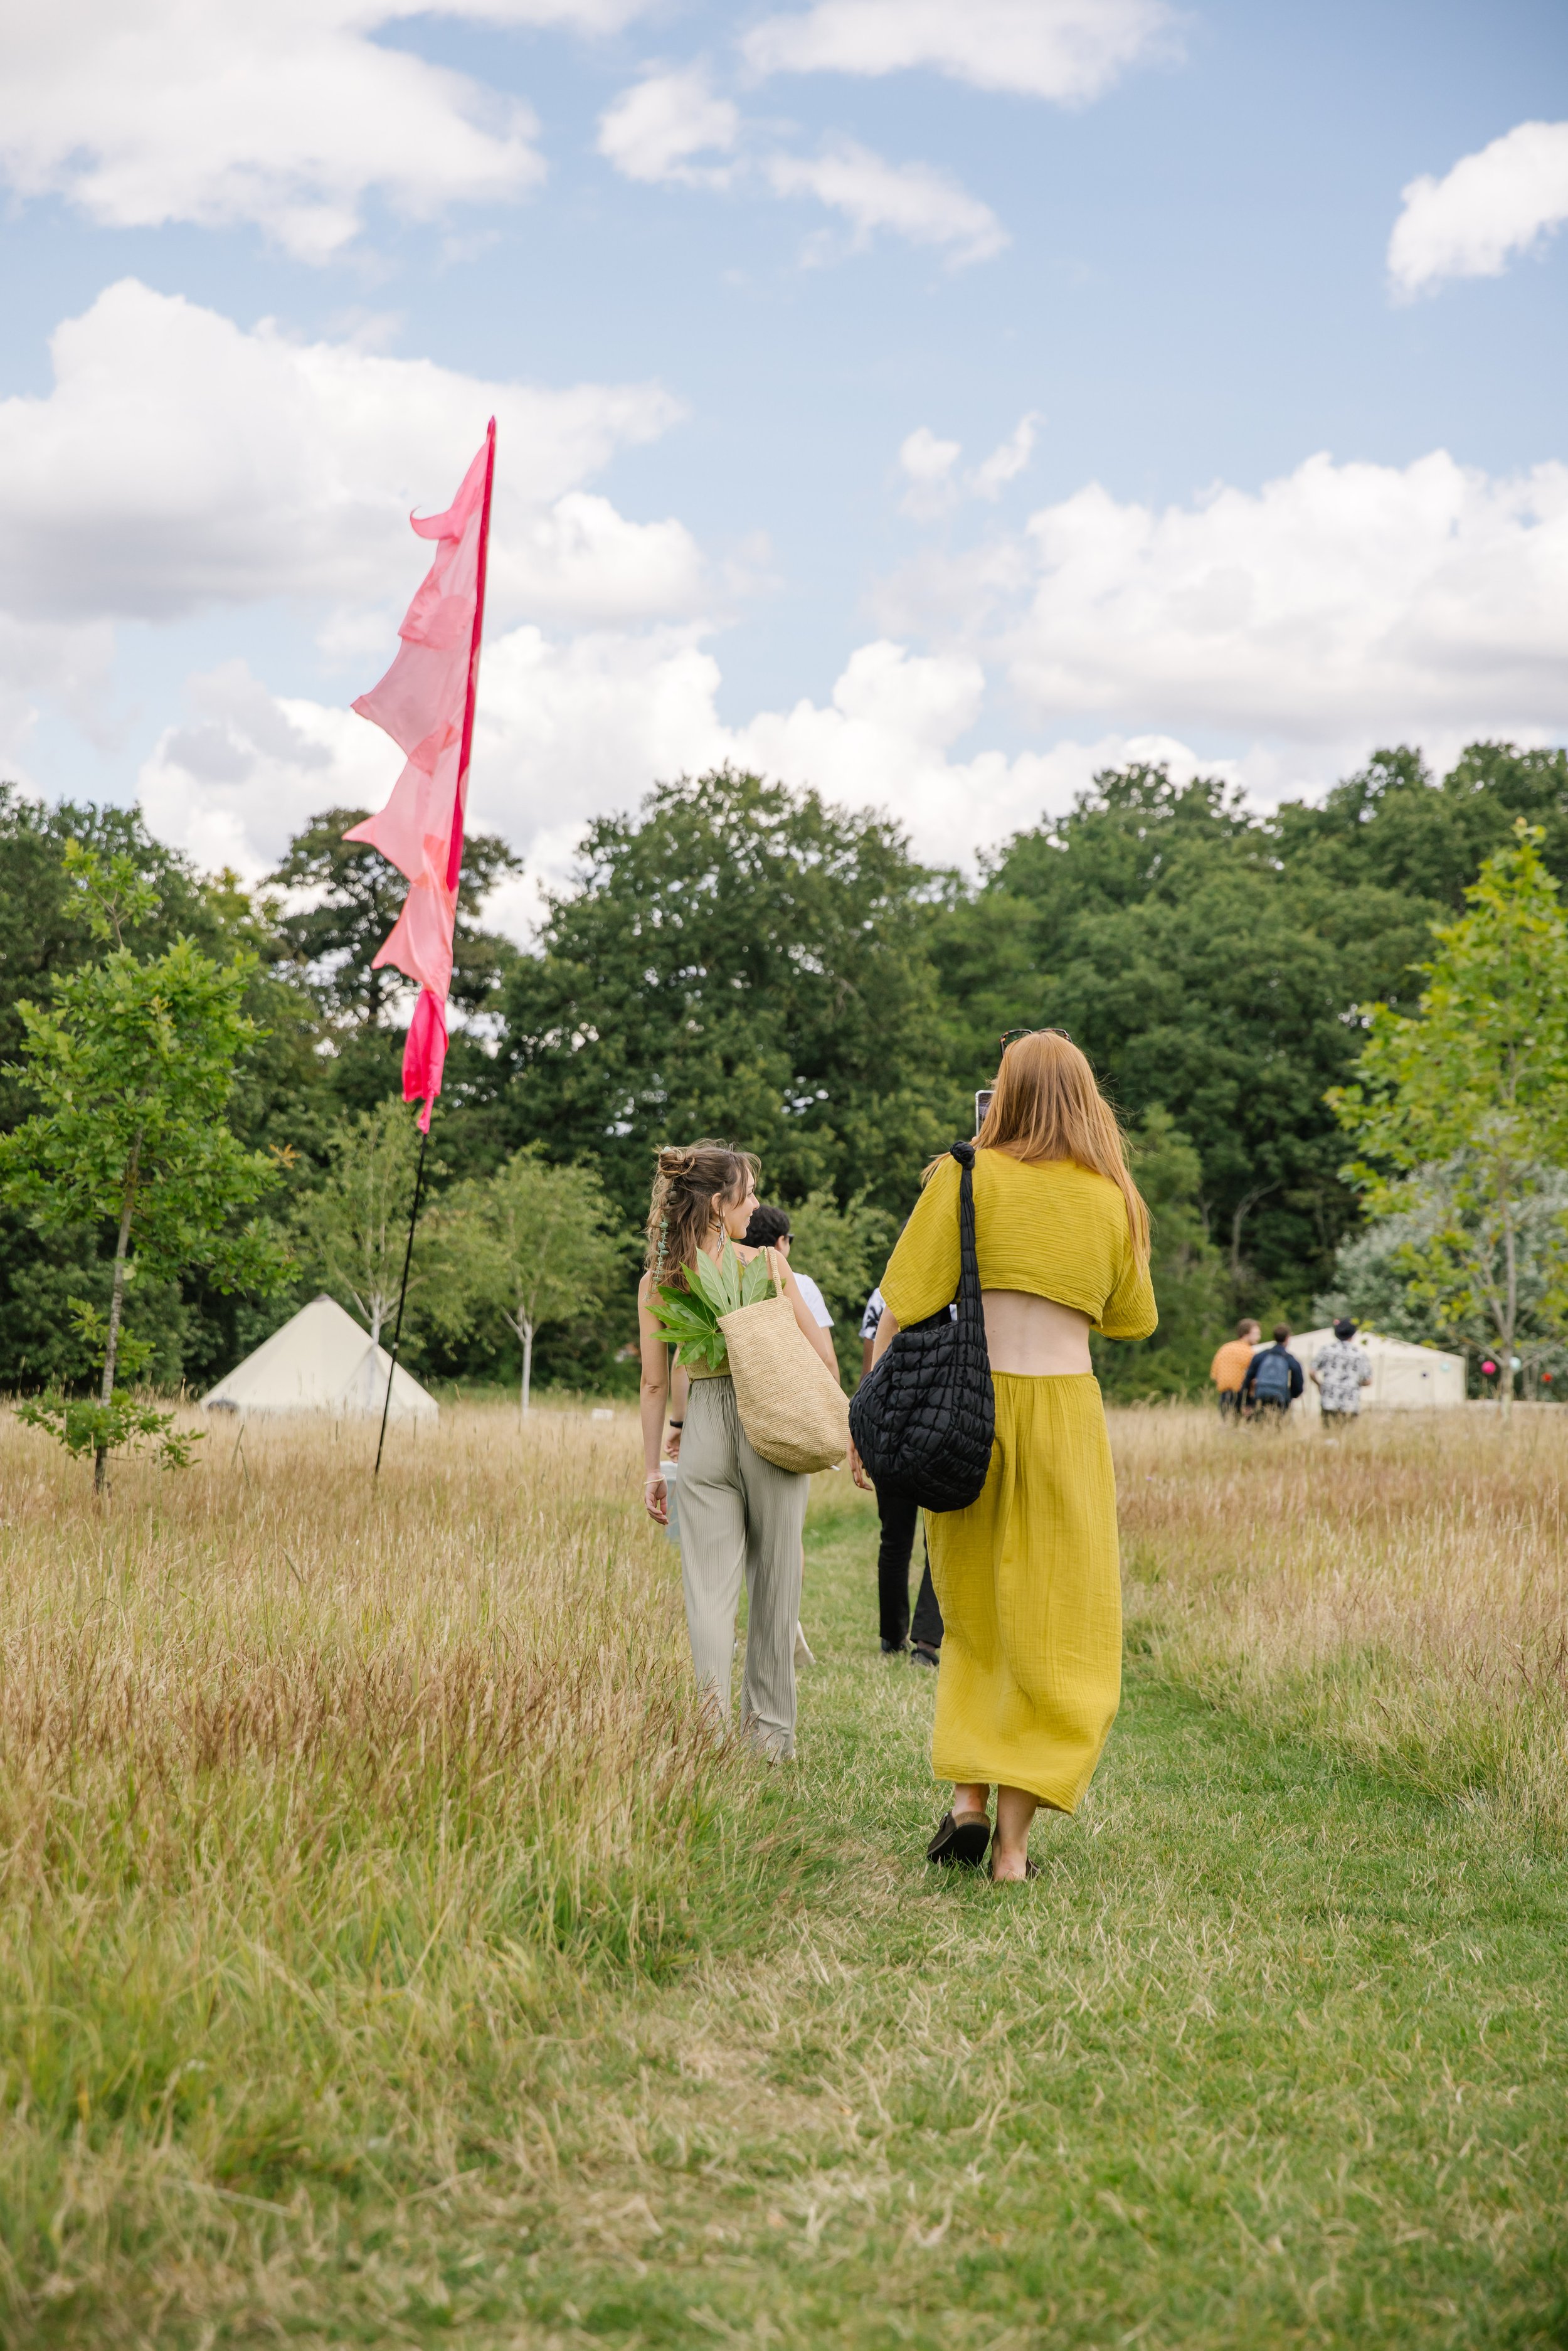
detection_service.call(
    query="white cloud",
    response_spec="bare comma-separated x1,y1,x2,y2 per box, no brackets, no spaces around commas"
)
137,661,391,878
972,411,1041,499
593,73,1007,271
0,280,697,632
1388,120,1568,295
0,0,655,262
898,427,963,516
765,139,1007,266
743,0,1174,102
596,64,741,186
973,450,1568,740
138,630,1147,903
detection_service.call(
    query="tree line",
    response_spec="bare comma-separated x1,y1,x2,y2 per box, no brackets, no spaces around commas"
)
2,737,1566,1409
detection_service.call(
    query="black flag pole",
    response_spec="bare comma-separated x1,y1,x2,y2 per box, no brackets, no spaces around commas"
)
374,1120,430,1478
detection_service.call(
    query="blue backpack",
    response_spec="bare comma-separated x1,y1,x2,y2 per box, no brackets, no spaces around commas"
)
1253,1347,1292,1405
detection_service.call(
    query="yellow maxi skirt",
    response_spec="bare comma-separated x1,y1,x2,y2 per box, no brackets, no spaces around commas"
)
926,1371,1120,1811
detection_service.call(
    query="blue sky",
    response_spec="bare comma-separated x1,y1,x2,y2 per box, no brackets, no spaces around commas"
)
1,0,1564,917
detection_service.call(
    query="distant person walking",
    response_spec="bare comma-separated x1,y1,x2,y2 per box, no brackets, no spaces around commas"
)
1210,1319,1261,1418
859,1031,1157,1881
1311,1318,1373,1423
1242,1323,1304,1418
859,1285,943,1668
638,1145,839,1758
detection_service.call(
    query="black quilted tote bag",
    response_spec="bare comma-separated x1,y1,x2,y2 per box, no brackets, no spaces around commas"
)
849,1142,994,1512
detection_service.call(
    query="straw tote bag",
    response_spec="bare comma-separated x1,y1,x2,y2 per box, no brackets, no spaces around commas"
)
719,1250,850,1475
847,1141,994,1512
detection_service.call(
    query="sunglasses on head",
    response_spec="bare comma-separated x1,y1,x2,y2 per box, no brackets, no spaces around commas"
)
999,1026,1070,1052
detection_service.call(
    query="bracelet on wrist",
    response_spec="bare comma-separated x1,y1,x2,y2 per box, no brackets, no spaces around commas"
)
668,1418,684,1428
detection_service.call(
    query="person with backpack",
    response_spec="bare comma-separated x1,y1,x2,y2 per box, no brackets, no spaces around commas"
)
1241,1323,1304,1418
856,1030,1157,1882
1210,1318,1261,1418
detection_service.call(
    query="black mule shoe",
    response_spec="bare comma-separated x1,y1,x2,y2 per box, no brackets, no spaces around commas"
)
926,1810,992,1867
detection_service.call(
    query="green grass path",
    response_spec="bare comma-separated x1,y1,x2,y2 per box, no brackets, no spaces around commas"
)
498,1489,1568,2351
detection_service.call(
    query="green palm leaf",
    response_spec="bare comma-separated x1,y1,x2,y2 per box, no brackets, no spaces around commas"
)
741,1251,776,1306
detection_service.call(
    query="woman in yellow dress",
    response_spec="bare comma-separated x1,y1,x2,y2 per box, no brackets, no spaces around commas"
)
857,1031,1157,1881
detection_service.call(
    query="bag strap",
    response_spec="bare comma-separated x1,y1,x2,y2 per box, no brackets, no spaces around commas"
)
765,1245,786,1300
949,1141,982,1317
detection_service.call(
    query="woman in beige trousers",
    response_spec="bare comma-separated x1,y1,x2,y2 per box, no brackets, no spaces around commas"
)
638,1142,838,1758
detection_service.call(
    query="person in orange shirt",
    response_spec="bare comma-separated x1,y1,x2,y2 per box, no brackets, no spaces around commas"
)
1210,1319,1261,1418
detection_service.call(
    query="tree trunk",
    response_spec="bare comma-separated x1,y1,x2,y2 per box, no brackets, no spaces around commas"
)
1499,1205,1518,1428
97,1130,143,1495
1228,1181,1279,1285
521,1319,534,1419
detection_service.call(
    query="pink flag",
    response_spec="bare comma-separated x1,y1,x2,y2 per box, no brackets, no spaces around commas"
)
346,420,496,1130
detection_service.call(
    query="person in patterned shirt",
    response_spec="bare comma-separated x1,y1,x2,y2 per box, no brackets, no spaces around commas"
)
1311,1318,1374,1421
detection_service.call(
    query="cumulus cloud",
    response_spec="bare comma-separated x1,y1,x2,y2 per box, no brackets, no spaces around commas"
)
743,0,1174,102
765,139,1007,266
941,450,1568,741
112,440,1568,916
0,279,697,632
139,628,1182,908
596,63,741,186
1388,119,1568,295
0,1,668,260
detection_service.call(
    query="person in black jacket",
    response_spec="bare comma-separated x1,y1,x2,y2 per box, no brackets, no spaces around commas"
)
860,1287,944,1665
1241,1323,1304,1416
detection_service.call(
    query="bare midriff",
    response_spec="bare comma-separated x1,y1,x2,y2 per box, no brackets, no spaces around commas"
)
982,1289,1093,1376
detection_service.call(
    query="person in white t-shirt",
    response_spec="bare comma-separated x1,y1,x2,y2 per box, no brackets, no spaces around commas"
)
743,1204,833,1667
744,1204,832,1331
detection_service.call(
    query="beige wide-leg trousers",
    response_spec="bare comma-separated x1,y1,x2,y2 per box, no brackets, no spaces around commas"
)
677,1374,808,1758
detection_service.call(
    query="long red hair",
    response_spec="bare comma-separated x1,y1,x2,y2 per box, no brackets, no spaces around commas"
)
962,1031,1150,1267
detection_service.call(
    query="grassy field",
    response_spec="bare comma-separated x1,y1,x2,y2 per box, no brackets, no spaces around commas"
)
0,1403,1565,2347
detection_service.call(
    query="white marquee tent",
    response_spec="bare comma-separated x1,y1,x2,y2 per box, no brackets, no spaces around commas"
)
201,1294,438,1421
1290,1327,1466,1416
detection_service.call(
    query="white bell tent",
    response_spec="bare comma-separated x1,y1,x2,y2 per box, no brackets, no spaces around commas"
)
201,1294,438,1421
1291,1327,1465,1416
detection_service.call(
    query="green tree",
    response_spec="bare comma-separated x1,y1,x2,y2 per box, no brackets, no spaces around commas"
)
0,788,331,1393
1091,1110,1229,1401
497,768,960,1234
0,854,287,1487
935,763,1426,1310
1329,824,1568,1422
428,1147,627,1412
269,808,522,1122
294,1098,434,1346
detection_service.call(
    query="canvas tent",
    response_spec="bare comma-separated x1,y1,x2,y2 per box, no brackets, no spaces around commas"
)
1290,1327,1465,1416
202,1294,438,1421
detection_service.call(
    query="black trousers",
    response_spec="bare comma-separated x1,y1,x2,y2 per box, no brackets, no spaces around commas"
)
876,1485,944,1651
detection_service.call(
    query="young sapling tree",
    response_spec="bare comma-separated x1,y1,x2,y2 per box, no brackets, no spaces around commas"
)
295,1097,437,1344
0,847,288,1489
432,1147,626,1413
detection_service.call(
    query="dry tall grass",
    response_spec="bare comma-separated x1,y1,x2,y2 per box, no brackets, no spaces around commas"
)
0,1403,726,2337
1115,1404,1568,1830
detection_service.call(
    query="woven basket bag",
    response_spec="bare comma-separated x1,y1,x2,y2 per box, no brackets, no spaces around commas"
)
719,1251,850,1475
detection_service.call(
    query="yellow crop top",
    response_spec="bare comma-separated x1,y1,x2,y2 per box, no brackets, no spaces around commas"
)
878,1150,1158,1340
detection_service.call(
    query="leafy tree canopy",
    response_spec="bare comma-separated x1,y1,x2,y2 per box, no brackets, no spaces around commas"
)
496,768,961,1231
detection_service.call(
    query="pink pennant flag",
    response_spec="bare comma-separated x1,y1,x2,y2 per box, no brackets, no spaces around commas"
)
346,420,496,1131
